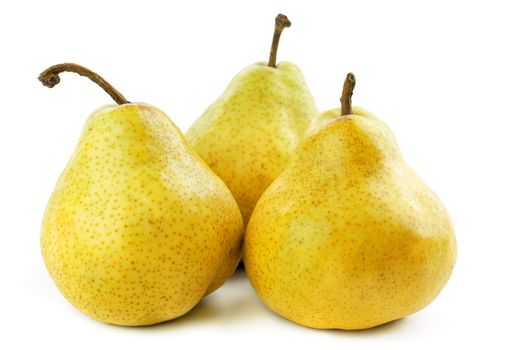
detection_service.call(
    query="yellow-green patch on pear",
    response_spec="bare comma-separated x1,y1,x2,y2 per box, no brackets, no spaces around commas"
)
186,61,317,224
186,15,318,225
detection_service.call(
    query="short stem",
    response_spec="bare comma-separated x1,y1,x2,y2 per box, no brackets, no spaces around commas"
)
268,14,291,68
340,73,356,115
38,63,129,105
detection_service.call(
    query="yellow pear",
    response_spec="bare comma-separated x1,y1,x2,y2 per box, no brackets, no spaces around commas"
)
186,14,318,224
39,63,243,326
244,73,457,330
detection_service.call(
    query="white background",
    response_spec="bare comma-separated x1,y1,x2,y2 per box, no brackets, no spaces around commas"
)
1,0,522,348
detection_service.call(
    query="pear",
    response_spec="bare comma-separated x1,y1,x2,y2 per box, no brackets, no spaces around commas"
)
39,63,243,326
186,14,318,224
244,73,457,330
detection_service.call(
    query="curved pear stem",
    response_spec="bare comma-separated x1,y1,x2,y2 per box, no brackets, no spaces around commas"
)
340,73,356,115
268,14,291,68
38,63,129,105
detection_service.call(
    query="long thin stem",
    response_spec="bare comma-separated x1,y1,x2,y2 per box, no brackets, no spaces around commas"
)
340,73,356,115
38,63,129,104
268,14,291,68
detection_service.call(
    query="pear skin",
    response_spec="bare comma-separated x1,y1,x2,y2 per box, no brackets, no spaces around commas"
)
244,105,456,330
186,15,318,224
41,102,244,326
186,62,317,224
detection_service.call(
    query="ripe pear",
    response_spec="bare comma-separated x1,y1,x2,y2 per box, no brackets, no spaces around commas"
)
39,63,243,326
186,14,318,224
244,73,457,330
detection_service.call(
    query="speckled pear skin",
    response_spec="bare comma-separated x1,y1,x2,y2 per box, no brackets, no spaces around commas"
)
244,107,456,330
185,62,318,224
41,103,244,326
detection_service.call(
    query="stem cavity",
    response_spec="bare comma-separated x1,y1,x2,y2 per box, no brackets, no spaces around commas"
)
268,14,291,68
340,73,356,115
38,63,129,105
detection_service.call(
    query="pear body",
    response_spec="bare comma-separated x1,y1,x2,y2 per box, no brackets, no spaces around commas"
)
41,104,243,326
186,62,318,223
244,107,456,330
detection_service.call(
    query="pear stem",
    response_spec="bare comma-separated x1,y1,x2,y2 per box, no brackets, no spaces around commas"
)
268,14,291,68
38,63,129,105
340,73,356,115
